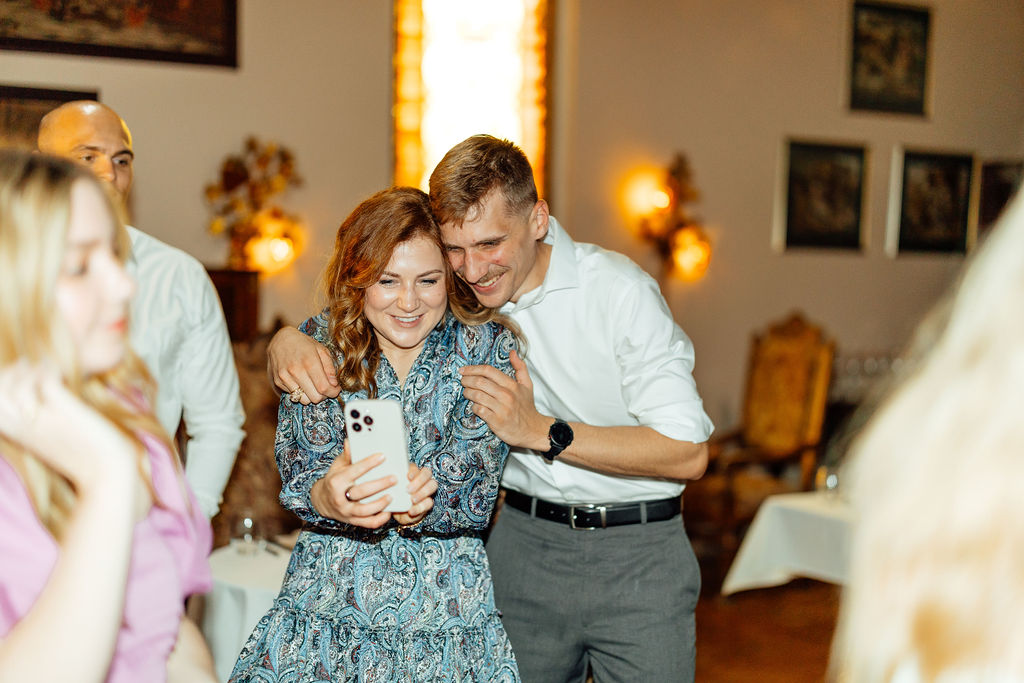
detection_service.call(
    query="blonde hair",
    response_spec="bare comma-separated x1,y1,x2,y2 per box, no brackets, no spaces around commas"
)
833,189,1024,681
0,150,167,540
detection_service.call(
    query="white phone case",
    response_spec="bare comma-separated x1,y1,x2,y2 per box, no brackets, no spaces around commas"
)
343,398,412,512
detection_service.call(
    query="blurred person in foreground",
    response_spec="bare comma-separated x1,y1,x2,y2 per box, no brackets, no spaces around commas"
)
0,150,215,682
832,188,1024,682
37,100,244,518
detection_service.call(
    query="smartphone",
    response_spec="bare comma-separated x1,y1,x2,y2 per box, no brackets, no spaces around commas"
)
343,398,412,512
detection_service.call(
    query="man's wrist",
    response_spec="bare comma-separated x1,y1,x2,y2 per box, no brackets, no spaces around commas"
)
539,417,574,463
531,414,554,451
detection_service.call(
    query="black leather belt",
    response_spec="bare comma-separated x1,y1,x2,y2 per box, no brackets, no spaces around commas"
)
503,489,680,530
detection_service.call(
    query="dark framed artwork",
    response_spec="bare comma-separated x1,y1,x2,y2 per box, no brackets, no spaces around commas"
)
0,1,237,67
850,1,930,115
0,85,98,150
783,140,866,250
978,161,1023,238
895,150,974,254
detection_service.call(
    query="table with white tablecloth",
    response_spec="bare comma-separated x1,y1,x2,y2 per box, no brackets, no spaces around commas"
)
721,490,853,596
201,541,291,682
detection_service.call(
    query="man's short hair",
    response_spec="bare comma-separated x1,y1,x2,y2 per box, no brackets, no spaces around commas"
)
428,134,538,226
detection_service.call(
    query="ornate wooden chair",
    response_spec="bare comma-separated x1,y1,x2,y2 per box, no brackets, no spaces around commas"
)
685,312,834,586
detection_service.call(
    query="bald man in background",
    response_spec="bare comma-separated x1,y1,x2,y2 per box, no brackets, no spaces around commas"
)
39,101,244,518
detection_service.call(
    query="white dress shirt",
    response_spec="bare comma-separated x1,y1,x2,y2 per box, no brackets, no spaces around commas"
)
499,217,714,505
126,226,245,518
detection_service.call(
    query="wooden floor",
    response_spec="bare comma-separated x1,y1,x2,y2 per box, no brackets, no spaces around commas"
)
695,574,840,682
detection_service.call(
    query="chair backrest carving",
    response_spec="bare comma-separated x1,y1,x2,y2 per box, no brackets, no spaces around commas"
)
740,312,834,458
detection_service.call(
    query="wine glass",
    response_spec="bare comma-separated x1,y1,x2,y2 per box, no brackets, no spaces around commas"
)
234,508,266,555
815,465,841,499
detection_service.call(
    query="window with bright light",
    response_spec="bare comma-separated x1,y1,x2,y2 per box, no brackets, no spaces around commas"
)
393,0,549,194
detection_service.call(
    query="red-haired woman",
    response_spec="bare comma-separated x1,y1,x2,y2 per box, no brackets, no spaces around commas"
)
231,187,520,682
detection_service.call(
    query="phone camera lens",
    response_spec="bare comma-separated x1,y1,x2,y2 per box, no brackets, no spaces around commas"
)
350,409,361,419
364,416,374,426
351,423,362,432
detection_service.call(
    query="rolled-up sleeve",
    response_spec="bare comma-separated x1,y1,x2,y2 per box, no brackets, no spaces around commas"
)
613,278,714,444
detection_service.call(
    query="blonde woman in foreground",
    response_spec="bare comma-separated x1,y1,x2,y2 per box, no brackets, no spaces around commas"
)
833,188,1024,682
0,150,216,683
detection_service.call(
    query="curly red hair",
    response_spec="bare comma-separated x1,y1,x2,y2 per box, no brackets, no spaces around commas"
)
323,186,507,396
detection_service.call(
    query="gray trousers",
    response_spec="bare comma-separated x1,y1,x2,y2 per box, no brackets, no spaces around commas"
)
486,504,700,683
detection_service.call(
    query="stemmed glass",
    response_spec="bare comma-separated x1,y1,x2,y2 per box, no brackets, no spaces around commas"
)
815,465,841,499
234,508,266,555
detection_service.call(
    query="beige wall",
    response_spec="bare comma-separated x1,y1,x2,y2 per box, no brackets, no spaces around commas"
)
557,0,1024,425
1,1,393,329
2,1,1022,426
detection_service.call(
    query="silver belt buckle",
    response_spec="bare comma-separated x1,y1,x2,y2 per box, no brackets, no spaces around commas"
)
569,504,607,530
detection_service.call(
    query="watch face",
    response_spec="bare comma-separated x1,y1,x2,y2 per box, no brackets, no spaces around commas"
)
550,420,573,448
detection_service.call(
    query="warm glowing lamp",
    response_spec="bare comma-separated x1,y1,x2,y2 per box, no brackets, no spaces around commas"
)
205,136,304,274
652,188,671,211
242,207,304,276
268,237,294,262
625,171,670,222
670,225,712,281
247,235,296,275
631,153,712,283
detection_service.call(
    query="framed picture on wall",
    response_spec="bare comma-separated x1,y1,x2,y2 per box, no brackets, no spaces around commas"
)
1,84,99,150
978,160,1023,238
777,139,867,250
887,148,975,255
0,1,237,67
849,1,930,115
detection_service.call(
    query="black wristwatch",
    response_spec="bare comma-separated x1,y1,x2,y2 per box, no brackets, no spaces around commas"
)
542,419,573,463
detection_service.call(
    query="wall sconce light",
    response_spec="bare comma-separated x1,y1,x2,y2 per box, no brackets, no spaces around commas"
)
635,153,711,283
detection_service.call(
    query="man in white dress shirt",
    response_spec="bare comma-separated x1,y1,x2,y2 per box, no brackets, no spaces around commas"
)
269,135,712,681
38,101,244,518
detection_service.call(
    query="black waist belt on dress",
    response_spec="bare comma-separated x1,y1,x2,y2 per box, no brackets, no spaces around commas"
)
502,488,681,530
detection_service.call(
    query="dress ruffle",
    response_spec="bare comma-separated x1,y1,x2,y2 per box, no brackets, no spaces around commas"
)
231,605,518,683
229,313,520,682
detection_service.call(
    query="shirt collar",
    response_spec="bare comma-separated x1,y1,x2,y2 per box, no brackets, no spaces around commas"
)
124,225,140,270
503,215,578,312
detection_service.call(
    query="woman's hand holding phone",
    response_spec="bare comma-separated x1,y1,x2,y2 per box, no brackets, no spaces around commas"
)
392,462,438,527
311,441,396,528
311,441,439,529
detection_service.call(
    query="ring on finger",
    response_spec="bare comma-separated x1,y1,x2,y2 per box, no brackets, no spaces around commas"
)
344,486,353,502
288,386,306,402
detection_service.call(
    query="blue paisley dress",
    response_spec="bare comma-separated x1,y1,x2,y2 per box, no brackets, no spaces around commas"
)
229,311,520,683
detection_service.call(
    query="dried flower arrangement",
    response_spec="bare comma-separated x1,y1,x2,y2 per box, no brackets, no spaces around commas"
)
205,136,304,272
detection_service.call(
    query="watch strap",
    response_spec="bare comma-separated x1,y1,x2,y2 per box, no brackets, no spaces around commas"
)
542,419,573,463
